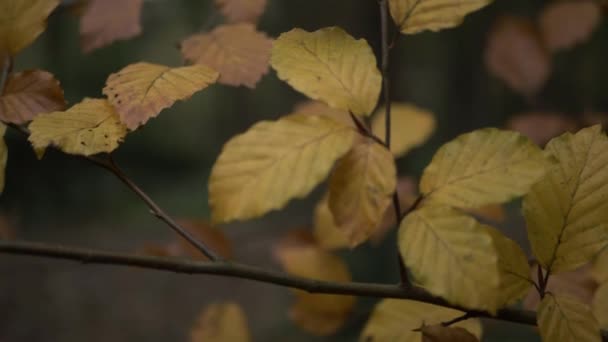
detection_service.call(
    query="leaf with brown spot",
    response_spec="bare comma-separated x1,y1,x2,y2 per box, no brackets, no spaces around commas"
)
0,0,59,55
103,62,219,129
80,0,144,53
190,302,251,342
539,0,601,52
181,24,272,88
507,112,578,146
484,16,551,96
0,70,65,124
215,0,267,24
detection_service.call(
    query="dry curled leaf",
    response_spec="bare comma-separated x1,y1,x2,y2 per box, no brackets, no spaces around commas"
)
181,24,272,88
215,0,266,24
0,70,65,124
484,16,551,96
103,62,219,129
80,0,144,53
539,0,601,52
0,0,59,55
507,112,578,146
190,302,251,342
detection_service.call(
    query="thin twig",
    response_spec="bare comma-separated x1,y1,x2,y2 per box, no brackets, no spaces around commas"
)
441,312,473,327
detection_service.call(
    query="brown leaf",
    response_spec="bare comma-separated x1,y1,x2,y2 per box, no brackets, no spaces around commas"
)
80,0,144,53
181,24,272,88
0,70,65,124
507,112,578,146
422,325,480,342
191,302,251,342
539,0,601,52
484,16,551,96
215,0,267,24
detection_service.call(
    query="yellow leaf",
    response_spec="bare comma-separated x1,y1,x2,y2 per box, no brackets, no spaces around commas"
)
215,0,266,24
209,114,355,223
592,249,608,284
486,226,532,307
524,125,608,273
0,124,7,194
466,204,507,223
292,100,353,127
361,299,482,341
274,231,355,335
0,70,65,124
328,138,396,247
271,27,381,116
420,128,549,209
539,0,601,52
371,103,435,158
181,24,272,88
103,62,219,129
0,0,59,55
592,282,608,329
28,98,127,156
313,194,350,250
422,325,479,342
79,0,143,53
398,205,500,312
190,302,250,342
524,264,595,311
389,0,492,34
537,294,601,342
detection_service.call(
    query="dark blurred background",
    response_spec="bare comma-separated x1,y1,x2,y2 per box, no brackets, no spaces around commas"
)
0,0,606,340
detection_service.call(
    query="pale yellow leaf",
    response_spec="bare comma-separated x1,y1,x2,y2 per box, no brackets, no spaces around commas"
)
79,0,143,53
422,325,479,342
209,113,355,223
537,294,601,342
271,27,381,116
274,231,355,336
524,125,608,273
190,302,250,342
181,24,272,88
328,138,396,247
539,0,601,52
0,0,59,55
420,128,549,209
313,194,350,250
592,282,608,329
215,0,266,23
484,16,551,96
361,299,482,342
292,100,353,127
0,124,7,194
0,70,65,124
389,0,492,34
371,103,435,158
28,98,127,156
398,205,500,312
592,249,608,284
486,226,532,307
103,62,219,129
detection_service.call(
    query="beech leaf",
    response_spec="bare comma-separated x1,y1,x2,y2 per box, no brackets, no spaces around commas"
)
80,0,144,53
0,0,58,55
215,0,266,24
537,294,600,342
190,302,251,342
592,283,608,329
539,0,601,52
422,325,479,342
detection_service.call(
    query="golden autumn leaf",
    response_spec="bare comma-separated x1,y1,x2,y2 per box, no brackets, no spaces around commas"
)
592,249,608,284
361,299,482,341
524,125,608,273
537,294,601,342
103,62,219,129
215,0,266,24
271,27,381,116
422,325,479,342
420,128,549,209
190,302,251,342
507,112,578,146
0,0,59,55
28,98,127,156
0,124,7,194
292,100,353,127
398,205,501,312
388,0,492,34
328,138,396,247
181,24,272,88
313,194,350,250
274,230,355,335
592,283,608,329
486,226,532,307
371,103,435,158
539,0,601,52
484,16,551,96
209,114,355,223
0,70,65,124
80,0,144,53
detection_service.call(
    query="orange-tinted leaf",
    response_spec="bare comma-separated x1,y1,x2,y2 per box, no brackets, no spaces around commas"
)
215,0,266,23
0,70,65,124
484,16,551,96
103,62,218,129
539,0,601,52
0,0,59,55
191,302,251,342
507,112,578,146
181,24,272,88
80,0,144,53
